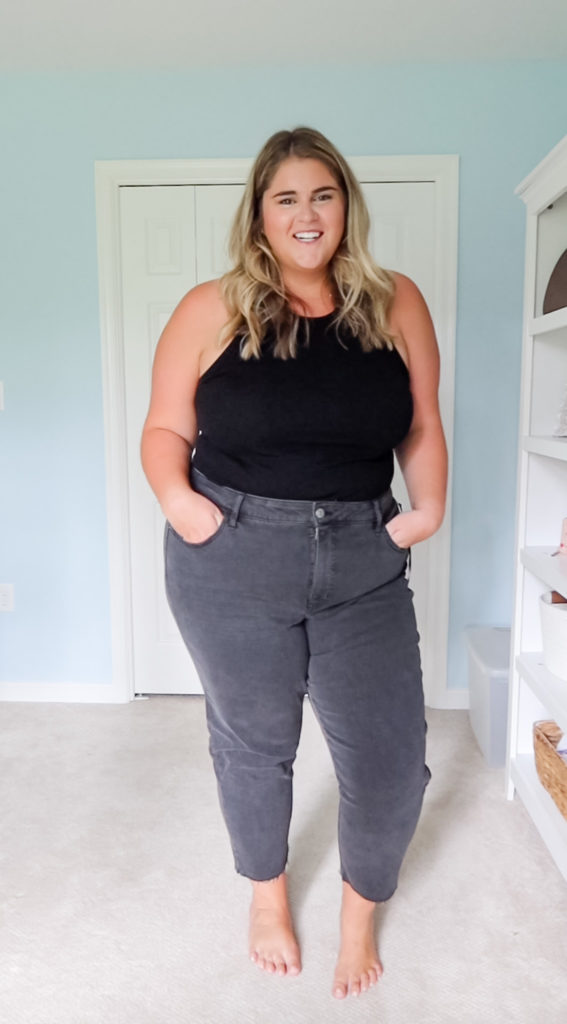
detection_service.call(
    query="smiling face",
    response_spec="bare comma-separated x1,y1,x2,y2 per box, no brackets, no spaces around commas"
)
260,157,346,289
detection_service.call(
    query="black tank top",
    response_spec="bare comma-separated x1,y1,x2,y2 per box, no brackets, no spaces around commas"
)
192,312,413,500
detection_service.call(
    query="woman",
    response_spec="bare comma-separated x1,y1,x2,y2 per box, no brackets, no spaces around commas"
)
141,126,447,1000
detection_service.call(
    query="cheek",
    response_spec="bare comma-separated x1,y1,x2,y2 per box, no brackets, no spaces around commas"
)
333,205,346,237
263,213,277,239
319,202,345,242
262,212,290,253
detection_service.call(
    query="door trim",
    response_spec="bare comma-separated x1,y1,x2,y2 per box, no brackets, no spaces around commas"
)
95,155,461,708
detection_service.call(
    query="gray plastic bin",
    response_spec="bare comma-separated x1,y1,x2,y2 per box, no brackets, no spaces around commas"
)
465,627,511,767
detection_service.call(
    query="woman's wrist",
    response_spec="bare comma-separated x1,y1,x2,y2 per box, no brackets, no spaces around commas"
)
386,507,442,548
161,482,195,522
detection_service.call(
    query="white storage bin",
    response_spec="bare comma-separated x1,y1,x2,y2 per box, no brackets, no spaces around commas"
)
540,592,567,680
465,627,511,767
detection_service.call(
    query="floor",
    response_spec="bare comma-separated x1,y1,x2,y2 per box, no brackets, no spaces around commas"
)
1,698,567,1024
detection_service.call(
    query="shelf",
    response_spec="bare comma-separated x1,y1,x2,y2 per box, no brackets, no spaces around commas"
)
529,308,567,336
517,653,567,733
511,138,567,886
521,547,567,594
510,754,567,882
523,436,567,460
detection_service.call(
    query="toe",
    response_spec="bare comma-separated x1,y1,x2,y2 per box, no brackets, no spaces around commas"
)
288,960,301,976
359,970,370,992
275,959,286,976
349,978,361,998
333,984,347,1000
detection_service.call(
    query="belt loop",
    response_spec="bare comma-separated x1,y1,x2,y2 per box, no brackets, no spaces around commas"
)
372,498,384,530
225,492,244,528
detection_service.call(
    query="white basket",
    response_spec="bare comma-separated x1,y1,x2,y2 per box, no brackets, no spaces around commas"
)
540,593,567,680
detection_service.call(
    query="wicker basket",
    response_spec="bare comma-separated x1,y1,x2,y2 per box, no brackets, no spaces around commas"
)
533,721,567,820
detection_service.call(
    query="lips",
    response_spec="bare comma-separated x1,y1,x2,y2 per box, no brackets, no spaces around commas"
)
293,232,322,241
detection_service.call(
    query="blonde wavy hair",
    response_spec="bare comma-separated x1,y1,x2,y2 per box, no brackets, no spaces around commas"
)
220,126,396,359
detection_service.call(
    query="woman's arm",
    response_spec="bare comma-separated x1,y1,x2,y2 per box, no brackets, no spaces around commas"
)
385,273,448,549
141,280,228,543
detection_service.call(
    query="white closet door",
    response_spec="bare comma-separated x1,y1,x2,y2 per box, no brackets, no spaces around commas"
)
361,181,436,299
121,181,440,697
361,181,437,690
120,185,203,695
195,185,245,280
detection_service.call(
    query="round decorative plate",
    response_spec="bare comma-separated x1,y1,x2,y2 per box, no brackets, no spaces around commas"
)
543,249,567,314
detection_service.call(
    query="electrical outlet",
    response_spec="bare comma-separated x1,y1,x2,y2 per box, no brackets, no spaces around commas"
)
0,584,14,611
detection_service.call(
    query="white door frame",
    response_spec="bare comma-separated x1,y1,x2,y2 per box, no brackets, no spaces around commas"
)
95,155,460,707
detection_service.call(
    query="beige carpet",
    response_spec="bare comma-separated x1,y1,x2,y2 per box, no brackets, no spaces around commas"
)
1,697,566,1024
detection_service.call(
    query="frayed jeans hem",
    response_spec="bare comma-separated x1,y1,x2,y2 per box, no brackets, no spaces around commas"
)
340,870,398,904
236,862,289,884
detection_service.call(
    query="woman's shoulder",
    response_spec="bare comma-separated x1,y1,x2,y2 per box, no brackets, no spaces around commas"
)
387,271,439,374
152,279,232,381
388,272,435,337
389,271,427,312
174,278,229,329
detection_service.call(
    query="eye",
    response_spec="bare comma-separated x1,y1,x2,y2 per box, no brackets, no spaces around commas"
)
278,197,295,206
315,192,334,202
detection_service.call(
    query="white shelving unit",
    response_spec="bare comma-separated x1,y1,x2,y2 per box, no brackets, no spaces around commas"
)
507,135,567,882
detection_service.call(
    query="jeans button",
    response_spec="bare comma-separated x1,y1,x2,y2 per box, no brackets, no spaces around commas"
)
315,507,325,519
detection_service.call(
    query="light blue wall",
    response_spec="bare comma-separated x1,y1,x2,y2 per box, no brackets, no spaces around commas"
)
1,62,566,691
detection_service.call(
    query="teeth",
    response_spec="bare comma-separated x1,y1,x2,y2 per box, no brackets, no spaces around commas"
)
294,232,321,240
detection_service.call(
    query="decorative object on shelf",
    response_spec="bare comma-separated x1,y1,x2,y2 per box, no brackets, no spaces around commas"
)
540,591,567,678
543,248,567,314
553,386,567,437
510,135,567,882
533,720,567,819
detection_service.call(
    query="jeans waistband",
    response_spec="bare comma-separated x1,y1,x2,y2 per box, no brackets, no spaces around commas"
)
190,466,398,528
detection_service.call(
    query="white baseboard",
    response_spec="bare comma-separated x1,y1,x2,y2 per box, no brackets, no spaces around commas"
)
0,680,469,709
0,681,129,704
427,688,469,711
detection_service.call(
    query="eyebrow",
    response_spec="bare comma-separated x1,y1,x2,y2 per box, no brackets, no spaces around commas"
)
271,185,340,198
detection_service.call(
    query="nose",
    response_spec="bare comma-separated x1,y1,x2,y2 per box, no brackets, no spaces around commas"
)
295,197,319,223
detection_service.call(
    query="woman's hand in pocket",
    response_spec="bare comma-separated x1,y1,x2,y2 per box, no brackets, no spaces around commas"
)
164,487,224,544
385,508,440,549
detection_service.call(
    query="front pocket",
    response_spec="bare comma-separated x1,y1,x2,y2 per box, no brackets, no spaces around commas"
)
167,516,227,549
381,525,409,555
381,497,409,554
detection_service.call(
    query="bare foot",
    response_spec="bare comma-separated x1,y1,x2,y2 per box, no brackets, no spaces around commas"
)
332,881,383,999
249,874,302,977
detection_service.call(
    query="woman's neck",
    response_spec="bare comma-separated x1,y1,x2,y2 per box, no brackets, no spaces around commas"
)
283,272,335,318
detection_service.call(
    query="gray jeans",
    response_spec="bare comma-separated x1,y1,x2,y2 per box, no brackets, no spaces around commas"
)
165,465,430,902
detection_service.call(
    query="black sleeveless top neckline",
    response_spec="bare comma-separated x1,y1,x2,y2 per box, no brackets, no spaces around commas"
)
192,315,413,501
